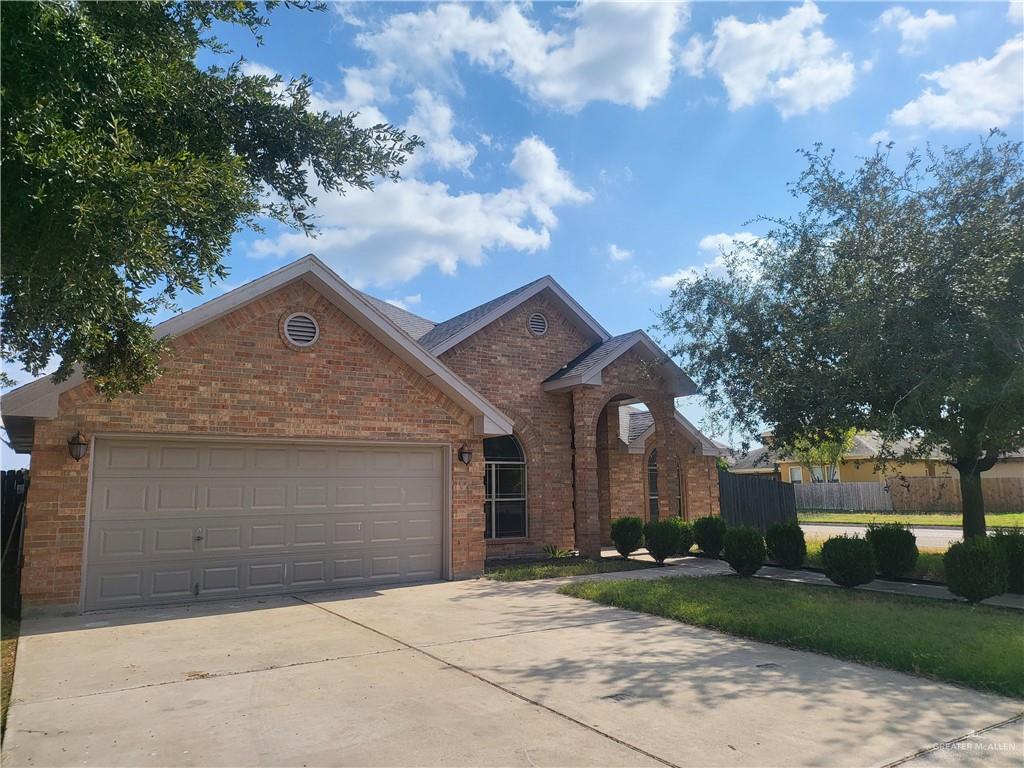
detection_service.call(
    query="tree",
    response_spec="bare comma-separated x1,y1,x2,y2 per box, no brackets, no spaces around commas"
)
1,1,420,395
785,428,856,483
659,132,1024,538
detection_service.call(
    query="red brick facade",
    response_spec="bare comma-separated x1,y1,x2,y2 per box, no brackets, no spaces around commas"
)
18,275,719,609
21,281,485,609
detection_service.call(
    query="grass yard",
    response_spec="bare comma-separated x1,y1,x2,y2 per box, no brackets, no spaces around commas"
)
1,614,19,739
485,557,655,582
799,511,1024,528
804,537,947,582
558,576,1024,698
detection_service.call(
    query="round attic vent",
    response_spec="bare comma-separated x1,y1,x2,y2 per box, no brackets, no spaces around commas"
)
284,312,320,347
527,312,548,337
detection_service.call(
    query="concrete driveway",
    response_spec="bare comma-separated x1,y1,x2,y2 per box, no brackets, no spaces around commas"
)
4,572,1021,767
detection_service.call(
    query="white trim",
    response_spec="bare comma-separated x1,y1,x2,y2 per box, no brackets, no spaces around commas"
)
1,255,514,438
425,276,609,355
542,330,696,396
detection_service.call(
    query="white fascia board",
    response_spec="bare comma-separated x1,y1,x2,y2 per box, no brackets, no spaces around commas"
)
1,254,514,437
541,372,600,392
426,276,610,356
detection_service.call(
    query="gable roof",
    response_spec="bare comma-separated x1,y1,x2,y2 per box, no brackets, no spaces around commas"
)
1,255,513,446
417,275,609,354
621,407,725,457
543,330,697,396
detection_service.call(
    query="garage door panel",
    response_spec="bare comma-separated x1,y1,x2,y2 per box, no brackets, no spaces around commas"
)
85,439,446,610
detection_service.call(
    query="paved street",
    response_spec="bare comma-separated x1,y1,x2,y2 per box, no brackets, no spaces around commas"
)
802,522,962,549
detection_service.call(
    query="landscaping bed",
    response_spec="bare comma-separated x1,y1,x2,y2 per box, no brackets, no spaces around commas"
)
804,537,946,582
558,576,1024,698
484,557,656,582
799,511,1024,528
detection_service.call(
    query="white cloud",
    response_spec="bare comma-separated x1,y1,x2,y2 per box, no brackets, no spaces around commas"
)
878,7,956,55
385,294,422,310
679,34,710,77
403,89,477,174
869,129,892,145
651,232,762,292
608,244,633,262
251,138,590,287
354,2,688,112
1009,2,1023,23
704,1,855,118
889,36,1024,131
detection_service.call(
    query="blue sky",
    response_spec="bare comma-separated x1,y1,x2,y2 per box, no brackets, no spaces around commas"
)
2,1,1022,468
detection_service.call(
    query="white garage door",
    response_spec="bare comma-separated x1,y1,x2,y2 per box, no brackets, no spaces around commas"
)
84,438,446,610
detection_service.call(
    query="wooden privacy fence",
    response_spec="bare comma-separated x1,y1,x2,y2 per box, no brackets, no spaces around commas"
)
887,476,1024,514
2,469,30,615
795,482,893,511
718,470,796,534
792,476,1024,513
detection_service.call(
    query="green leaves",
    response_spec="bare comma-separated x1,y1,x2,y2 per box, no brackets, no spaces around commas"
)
1,1,421,396
659,133,1024,472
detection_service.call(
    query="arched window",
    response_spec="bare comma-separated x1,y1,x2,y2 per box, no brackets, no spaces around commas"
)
647,449,660,522
483,435,527,539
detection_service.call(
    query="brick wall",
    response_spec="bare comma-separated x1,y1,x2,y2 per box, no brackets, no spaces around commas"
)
22,279,484,609
439,293,595,558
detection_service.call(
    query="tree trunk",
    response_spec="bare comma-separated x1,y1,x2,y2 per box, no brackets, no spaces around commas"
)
959,468,986,539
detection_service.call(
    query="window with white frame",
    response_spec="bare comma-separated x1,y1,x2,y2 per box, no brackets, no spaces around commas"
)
483,435,527,538
789,466,803,483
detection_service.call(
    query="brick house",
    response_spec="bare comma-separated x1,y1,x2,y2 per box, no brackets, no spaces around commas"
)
2,255,722,613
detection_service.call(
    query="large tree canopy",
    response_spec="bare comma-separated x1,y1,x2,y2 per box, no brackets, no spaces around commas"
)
659,132,1024,537
1,1,420,395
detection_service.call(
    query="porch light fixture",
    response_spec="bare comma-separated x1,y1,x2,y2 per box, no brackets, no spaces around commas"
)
458,444,473,465
67,431,89,461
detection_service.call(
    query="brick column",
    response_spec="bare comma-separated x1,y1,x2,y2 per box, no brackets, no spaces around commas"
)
573,393,602,558
650,399,682,520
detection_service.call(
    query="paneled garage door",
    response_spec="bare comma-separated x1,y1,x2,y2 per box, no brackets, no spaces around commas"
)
84,438,446,610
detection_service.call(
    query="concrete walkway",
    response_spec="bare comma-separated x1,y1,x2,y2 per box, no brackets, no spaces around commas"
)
4,574,1022,767
601,549,1024,610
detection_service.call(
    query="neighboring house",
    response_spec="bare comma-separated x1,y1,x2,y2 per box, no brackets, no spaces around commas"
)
2,255,722,613
730,432,1023,483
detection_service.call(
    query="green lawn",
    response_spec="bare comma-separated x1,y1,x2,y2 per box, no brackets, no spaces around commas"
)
558,576,1024,698
804,537,947,582
1,615,19,739
485,557,655,582
799,511,1024,528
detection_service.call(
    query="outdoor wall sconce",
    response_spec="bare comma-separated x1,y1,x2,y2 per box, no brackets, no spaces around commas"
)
67,431,89,462
458,444,473,465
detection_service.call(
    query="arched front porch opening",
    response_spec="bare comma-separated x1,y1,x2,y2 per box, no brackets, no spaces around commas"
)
593,394,683,546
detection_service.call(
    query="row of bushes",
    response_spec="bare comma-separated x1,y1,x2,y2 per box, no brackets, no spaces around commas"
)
610,514,1024,604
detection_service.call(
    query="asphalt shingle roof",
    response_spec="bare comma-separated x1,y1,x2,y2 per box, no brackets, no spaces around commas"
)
416,277,548,349
543,331,643,384
357,291,437,340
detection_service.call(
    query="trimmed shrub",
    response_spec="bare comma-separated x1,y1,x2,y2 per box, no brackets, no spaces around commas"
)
693,515,727,558
667,517,695,555
821,536,876,588
610,517,644,559
992,528,1024,594
765,522,807,569
723,526,766,576
945,537,1008,603
865,523,918,579
644,520,681,565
